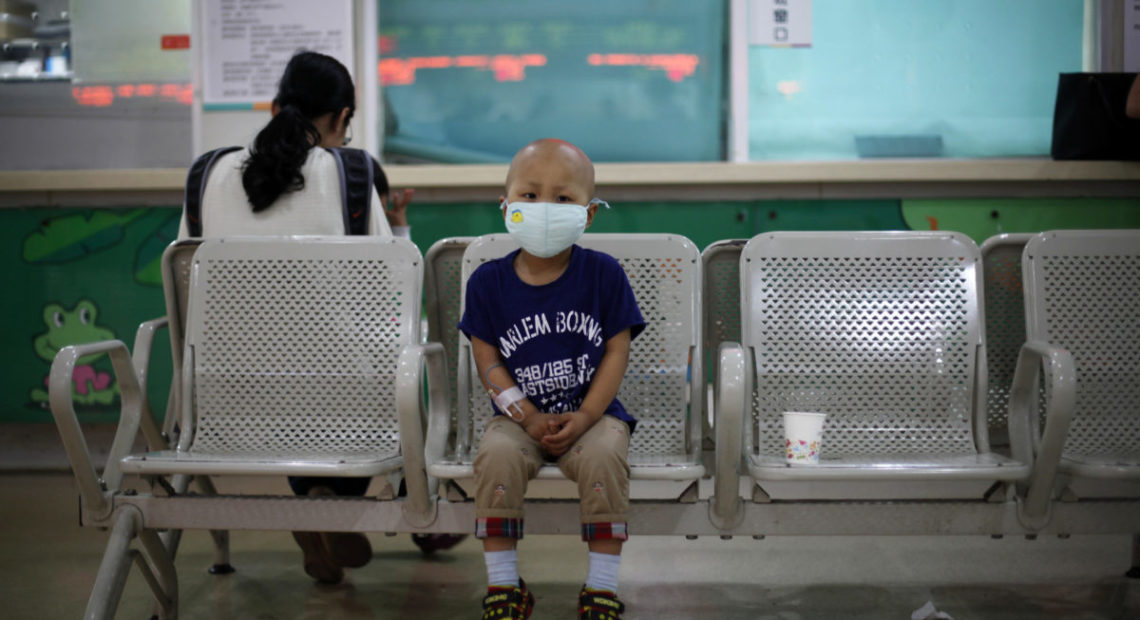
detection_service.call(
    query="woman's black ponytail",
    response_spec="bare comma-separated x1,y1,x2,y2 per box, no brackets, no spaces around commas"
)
242,52,356,212
242,105,319,211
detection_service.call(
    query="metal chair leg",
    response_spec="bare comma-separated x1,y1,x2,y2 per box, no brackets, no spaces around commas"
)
207,529,234,575
195,476,235,574
138,527,179,619
157,473,193,562
84,506,179,619
84,510,141,620
160,529,183,562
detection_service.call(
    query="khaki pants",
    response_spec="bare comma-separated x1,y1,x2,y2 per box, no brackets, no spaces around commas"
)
473,414,631,541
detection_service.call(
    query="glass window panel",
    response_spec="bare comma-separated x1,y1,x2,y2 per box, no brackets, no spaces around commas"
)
71,0,191,83
748,0,1083,160
379,0,725,163
0,0,192,170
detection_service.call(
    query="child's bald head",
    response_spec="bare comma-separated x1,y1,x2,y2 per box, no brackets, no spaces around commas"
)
504,138,596,202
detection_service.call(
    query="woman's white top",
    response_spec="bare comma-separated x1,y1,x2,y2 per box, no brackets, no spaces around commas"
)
177,147,396,239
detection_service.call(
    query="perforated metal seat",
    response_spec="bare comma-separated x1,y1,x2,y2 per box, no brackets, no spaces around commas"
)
730,231,1029,482
425,233,705,481
120,237,423,477
980,234,1035,449
1021,230,1140,479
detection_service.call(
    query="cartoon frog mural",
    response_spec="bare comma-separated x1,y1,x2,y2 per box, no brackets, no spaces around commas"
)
29,299,119,407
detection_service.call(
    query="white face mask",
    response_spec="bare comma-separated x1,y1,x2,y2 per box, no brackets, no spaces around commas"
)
502,200,597,258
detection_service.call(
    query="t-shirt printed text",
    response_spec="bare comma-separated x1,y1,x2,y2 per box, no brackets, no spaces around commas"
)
498,310,605,359
512,354,598,413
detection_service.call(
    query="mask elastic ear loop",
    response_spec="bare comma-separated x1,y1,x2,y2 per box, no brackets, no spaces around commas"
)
589,198,611,209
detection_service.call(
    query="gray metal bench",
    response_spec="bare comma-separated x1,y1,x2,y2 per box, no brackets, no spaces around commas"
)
50,236,438,619
51,230,1140,619
421,233,706,495
709,232,1055,460
711,231,1068,530
1016,229,1140,573
1019,229,1140,481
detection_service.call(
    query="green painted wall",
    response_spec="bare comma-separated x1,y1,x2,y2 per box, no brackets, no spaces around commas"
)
2,197,1137,423
1,208,178,423
901,198,1140,242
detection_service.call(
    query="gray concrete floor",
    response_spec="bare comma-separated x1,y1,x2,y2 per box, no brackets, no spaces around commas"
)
2,471,1137,620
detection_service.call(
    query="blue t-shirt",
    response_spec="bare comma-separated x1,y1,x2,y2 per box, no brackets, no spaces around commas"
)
458,245,645,431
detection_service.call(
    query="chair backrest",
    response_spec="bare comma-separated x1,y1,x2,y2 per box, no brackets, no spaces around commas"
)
180,237,422,456
1022,230,1140,462
457,234,703,463
741,231,987,460
425,237,474,433
159,239,202,436
702,240,747,387
979,233,1034,446
162,240,203,352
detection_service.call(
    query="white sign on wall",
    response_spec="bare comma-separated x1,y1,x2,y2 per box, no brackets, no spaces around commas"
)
749,0,812,48
202,0,354,106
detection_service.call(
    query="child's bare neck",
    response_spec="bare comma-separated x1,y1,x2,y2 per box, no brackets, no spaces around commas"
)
513,248,572,286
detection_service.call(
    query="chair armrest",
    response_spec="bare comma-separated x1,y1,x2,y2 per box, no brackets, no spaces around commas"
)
49,339,143,520
397,342,450,527
132,317,170,452
423,351,453,477
454,340,474,458
1009,340,1076,530
710,342,746,530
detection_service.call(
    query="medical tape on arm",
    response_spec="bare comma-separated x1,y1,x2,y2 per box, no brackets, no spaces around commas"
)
493,386,525,416
485,363,527,422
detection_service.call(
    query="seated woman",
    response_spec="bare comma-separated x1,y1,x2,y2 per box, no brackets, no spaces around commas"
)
177,51,443,584
178,51,409,241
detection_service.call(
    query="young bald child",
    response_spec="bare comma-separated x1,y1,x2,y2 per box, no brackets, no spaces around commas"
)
458,139,644,620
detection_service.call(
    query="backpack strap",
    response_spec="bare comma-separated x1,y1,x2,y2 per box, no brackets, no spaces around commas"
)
183,146,241,237
326,147,389,236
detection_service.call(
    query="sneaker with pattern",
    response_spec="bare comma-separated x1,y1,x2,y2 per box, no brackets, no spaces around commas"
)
481,579,535,619
578,586,624,619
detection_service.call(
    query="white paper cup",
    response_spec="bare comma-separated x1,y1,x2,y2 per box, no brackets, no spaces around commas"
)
783,411,826,465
